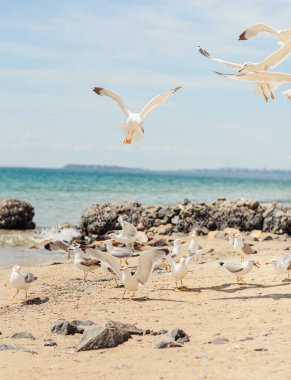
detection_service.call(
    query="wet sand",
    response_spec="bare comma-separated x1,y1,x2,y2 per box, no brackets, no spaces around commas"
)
0,233,291,380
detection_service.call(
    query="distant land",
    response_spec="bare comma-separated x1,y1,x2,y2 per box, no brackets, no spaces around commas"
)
63,164,291,179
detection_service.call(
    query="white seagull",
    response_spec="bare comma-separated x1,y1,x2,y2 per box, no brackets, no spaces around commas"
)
108,216,148,245
92,86,182,144
87,248,166,298
188,234,201,254
266,254,291,282
10,265,38,300
170,239,184,261
105,239,133,265
197,41,291,73
166,250,210,291
219,260,260,285
215,70,291,102
239,24,291,45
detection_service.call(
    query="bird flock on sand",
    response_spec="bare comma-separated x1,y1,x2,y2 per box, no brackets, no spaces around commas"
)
92,23,291,145
9,216,291,301
8,23,291,300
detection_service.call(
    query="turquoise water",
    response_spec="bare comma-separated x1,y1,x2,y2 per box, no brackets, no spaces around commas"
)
0,167,291,227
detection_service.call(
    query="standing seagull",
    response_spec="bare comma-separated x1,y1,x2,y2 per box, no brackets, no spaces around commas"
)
108,216,148,245
266,254,291,282
233,233,256,261
219,260,260,285
239,24,291,45
87,248,166,299
74,249,101,280
105,240,133,265
10,265,38,301
92,86,182,144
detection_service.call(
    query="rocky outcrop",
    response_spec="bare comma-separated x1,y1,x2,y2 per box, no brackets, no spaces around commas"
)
80,199,291,237
0,199,35,229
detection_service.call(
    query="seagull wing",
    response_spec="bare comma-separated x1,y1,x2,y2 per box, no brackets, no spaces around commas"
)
92,87,129,117
80,257,101,267
215,71,291,84
239,24,279,41
224,263,244,273
134,249,166,285
86,248,121,278
118,216,137,238
197,46,242,70
186,248,213,264
259,39,291,70
24,273,37,283
139,87,182,119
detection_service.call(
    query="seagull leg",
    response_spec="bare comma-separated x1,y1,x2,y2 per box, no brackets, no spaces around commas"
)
121,289,126,299
125,258,129,266
10,290,19,300
114,278,118,287
84,271,88,281
267,83,275,100
239,277,247,285
259,85,268,102
130,292,135,299
272,275,279,283
24,290,28,300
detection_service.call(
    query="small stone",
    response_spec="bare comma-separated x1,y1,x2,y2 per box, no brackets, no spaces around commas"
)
254,348,268,352
208,337,229,344
155,340,183,349
168,328,189,343
262,234,273,241
11,332,34,340
240,337,253,341
44,339,57,347
157,329,168,335
0,342,37,354
51,320,83,335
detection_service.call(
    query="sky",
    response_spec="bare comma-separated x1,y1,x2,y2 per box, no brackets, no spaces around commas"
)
0,0,291,170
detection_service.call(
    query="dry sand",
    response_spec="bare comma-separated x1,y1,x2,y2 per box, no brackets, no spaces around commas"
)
0,234,291,380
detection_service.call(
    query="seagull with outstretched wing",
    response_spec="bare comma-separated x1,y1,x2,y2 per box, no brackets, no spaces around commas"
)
239,24,291,45
87,248,167,298
92,86,182,144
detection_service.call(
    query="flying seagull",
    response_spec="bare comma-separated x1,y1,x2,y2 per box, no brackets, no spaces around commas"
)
197,40,291,73
107,216,148,245
92,86,182,144
239,24,291,45
215,70,291,102
87,248,166,299
10,265,38,301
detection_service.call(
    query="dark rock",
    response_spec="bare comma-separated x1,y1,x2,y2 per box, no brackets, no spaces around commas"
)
44,339,57,347
208,337,229,344
0,199,35,230
0,342,37,354
157,329,168,335
155,340,184,349
262,234,273,241
76,325,131,351
11,332,34,340
105,320,144,336
168,328,190,343
51,320,83,335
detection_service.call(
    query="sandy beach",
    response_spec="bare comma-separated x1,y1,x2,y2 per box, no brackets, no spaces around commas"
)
0,233,291,380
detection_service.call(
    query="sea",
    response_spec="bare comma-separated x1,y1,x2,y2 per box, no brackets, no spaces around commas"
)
0,166,291,268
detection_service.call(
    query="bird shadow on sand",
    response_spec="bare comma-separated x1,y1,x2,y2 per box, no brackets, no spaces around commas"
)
22,296,50,305
109,296,187,303
215,292,291,301
207,282,290,294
